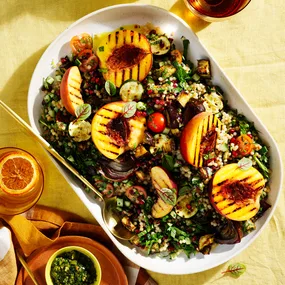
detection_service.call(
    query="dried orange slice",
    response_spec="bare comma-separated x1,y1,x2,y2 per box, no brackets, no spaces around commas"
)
0,151,40,195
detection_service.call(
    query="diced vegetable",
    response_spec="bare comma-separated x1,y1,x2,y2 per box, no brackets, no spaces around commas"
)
197,59,211,78
149,134,175,154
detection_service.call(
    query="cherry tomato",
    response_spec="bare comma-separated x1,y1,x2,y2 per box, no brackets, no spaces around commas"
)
77,49,99,72
80,55,99,73
236,134,253,156
147,112,166,133
125,186,147,204
78,49,93,60
70,33,93,55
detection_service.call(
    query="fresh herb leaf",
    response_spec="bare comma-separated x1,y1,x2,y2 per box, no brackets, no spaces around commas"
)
222,262,246,278
253,154,270,178
98,46,104,52
74,104,91,121
146,106,154,115
173,61,191,83
98,68,108,73
144,196,154,213
105,80,117,96
157,188,177,206
162,154,174,171
123,101,137,118
182,36,190,60
238,157,252,170
239,120,250,134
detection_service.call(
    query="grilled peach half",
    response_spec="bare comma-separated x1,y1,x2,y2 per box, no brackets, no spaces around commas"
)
96,30,152,87
209,163,265,221
91,101,146,160
151,166,177,218
60,66,84,116
180,112,222,167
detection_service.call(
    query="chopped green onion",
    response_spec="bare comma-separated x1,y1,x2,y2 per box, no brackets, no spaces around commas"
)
75,58,82,66
138,230,147,238
116,198,124,207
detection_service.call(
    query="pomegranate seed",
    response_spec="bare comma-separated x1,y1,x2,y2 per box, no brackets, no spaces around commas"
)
186,204,192,210
247,133,253,138
147,89,153,95
229,128,235,134
232,151,238,157
230,137,236,144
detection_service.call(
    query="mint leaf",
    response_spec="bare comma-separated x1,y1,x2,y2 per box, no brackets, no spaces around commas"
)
222,262,246,278
105,80,116,96
157,188,177,206
162,154,174,171
74,104,91,121
123,101,137,118
238,157,252,170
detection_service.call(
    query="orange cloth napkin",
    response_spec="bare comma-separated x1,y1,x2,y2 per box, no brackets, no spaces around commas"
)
0,205,157,285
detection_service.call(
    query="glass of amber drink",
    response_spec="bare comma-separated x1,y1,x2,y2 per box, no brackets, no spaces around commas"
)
0,147,44,215
183,0,251,22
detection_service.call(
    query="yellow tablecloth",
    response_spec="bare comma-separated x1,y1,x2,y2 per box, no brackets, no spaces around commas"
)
0,0,284,284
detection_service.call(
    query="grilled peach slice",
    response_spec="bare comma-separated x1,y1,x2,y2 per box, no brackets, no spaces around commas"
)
60,66,84,116
91,101,146,160
152,198,173,219
180,112,222,167
96,30,152,87
150,166,177,218
209,163,265,221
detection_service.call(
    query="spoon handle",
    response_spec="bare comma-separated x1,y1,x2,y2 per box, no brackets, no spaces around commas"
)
16,250,40,285
0,100,103,200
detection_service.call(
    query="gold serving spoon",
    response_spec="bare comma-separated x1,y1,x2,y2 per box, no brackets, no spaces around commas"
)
0,100,134,241
16,250,40,285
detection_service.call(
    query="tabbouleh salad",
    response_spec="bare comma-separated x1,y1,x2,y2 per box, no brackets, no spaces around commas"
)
39,24,271,259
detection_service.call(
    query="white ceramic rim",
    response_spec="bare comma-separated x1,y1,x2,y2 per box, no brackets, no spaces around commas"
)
27,4,283,275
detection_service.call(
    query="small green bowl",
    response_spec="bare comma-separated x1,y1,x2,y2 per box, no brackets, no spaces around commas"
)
45,246,101,285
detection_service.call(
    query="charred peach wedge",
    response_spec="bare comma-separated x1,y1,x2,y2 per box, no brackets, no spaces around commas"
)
91,101,146,160
209,163,265,221
96,30,152,87
150,166,177,218
60,66,84,116
180,112,222,167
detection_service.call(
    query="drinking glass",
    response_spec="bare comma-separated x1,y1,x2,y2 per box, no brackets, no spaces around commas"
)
0,147,44,215
183,0,251,22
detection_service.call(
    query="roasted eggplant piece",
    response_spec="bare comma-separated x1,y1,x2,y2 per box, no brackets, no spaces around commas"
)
215,220,243,244
164,102,182,129
197,59,211,79
182,98,206,126
98,152,138,181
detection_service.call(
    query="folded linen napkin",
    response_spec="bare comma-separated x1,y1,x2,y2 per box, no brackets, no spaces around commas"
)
0,205,157,285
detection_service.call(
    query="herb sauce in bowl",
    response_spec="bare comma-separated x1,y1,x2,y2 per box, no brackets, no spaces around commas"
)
45,246,101,285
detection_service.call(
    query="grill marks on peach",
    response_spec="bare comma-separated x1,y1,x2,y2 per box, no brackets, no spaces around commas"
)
96,29,152,87
210,163,265,221
91,102,146,159
60,66,84,116
192,114,221,167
